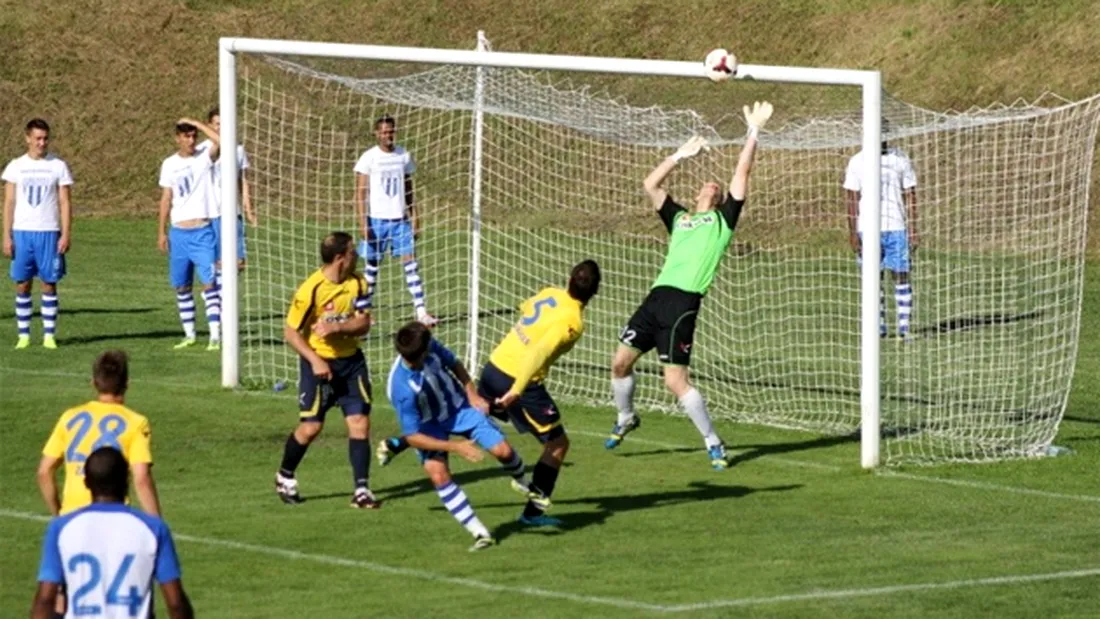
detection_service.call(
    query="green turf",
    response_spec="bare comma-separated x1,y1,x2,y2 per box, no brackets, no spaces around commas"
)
0,221,1098,617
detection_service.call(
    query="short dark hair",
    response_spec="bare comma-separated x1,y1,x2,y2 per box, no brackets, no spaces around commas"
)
83,447,130,502
207,106,220,122
394,321,432,362
93,350,129,396
374,114,396,130
25,118,50,134
568,259,601,303
320,231,354,264
175,122,197,135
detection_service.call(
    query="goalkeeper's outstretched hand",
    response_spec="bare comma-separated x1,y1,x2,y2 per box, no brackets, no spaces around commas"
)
743,101,774,135
672,135,709,162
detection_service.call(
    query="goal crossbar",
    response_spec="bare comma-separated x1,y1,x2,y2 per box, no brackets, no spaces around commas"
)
216,36,885,467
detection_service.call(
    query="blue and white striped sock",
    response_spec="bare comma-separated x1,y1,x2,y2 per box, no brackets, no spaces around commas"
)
436,481,489,537
202,288,221,340
176,291,196,339
403,259,426,313
15,293,32,337
41,293,58,336
363,258,379,309
896,283,913,337
879,289,887,337
499,452,526,482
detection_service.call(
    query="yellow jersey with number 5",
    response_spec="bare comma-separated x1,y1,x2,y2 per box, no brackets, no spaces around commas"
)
489,287,584,393
41,401,153,514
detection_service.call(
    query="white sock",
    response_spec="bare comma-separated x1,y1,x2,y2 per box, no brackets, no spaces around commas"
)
612,375,636,426
437,481,489,538
680,388,722,448
176,291,196,339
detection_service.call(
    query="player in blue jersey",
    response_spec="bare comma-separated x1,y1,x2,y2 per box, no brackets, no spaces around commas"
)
31,447,193,619
387,321,545,550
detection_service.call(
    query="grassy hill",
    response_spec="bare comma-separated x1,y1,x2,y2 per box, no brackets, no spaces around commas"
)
2,0,1099,245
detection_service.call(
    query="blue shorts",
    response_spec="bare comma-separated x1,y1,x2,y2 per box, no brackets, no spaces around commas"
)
211,216,247,263
415,407,506,463
10,230,65,283
359,217,414,262
168,225,217,288
858,230,910,273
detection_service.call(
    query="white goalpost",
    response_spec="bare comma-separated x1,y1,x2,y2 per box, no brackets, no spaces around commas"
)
216,34,1100,467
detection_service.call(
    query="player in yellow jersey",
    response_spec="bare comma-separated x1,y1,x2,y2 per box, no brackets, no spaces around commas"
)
375,260,599,526
274,231,380,509
36,349,162,517
479,260,600,525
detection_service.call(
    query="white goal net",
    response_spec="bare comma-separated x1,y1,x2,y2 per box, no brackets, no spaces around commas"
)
230,40,1100,465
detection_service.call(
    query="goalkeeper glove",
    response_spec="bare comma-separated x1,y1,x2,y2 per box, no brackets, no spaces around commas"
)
671,135,709,162
743,101,774,139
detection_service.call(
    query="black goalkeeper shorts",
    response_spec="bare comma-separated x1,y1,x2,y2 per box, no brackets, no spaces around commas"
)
619,286,703,366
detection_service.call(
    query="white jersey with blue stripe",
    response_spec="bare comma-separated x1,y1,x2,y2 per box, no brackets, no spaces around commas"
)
387,339,470,434
37,503,182,619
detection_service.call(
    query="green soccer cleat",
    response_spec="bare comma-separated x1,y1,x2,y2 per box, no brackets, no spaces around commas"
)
510,478,552,511
42,335,58,349
206,339,221,351
14,335,31,350
173,337,196,350
469,534,495,552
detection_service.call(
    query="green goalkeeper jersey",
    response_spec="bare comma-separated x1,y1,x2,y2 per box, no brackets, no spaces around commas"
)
651,193,745,295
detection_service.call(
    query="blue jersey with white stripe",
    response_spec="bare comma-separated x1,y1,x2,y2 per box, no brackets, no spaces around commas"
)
37,502,182,619
387,339,470,434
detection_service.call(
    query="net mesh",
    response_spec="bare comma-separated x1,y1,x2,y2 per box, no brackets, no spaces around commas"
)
235,50,1100,465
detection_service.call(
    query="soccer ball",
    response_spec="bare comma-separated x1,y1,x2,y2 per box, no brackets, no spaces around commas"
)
704,49,737,82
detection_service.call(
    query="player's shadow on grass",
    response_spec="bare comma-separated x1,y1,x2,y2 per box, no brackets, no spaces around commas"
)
62,329,191,345
490,481,802,542
614,432,857,465
305,462,576,503
0,307,157,319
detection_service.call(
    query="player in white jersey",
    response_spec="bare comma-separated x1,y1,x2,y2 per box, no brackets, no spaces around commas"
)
158,119,223,351
2,118,73,350
354,115,437,327
31,447,194,619
844,124,919,340
197,106,256,274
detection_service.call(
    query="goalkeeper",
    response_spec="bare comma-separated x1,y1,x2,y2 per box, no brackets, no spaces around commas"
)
605,101,773,471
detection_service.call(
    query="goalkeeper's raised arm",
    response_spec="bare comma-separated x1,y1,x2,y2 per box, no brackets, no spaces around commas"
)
642,135,708,209
729,101,772,201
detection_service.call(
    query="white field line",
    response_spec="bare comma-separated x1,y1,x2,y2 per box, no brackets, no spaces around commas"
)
3,507,1098,612
6,365,1100,503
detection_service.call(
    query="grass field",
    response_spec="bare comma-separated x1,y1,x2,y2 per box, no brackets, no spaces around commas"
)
1,220,1099,618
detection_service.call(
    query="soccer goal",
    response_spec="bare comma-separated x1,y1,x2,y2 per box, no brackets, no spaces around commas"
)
216,33,1100,467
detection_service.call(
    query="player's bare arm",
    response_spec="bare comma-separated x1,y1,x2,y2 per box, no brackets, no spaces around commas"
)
405,433,484,463
846,189,861,254
283,324,331,379
29,581,60,619
905,187,919,250
2,182,14,258
730,101,772,200
57,184,72,253
157,187,172,254
180,118,220,161
35,455,62,515
451,361,490,412
159,579,195,619
241,169,257,225
131,462,162,516
643,135,708,209
355,173,369,239
406,175,419,237
311,311,370,339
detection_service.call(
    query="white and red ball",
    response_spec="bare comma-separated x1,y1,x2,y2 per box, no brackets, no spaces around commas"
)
704,48,737,82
